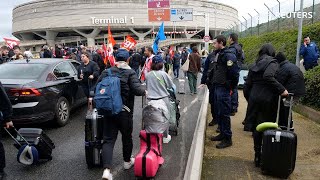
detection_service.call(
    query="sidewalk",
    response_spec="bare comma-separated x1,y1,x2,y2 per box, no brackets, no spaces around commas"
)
202,91,320,180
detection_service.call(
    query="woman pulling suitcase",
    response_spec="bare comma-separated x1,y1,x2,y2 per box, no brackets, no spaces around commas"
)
243,44,289,167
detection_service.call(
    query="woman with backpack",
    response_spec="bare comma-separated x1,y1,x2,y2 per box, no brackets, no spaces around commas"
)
145,55,176,144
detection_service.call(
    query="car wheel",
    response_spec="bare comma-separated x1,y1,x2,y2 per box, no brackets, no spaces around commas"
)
55,97,70,127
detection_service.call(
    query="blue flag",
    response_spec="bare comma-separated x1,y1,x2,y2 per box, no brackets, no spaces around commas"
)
153,22,166,54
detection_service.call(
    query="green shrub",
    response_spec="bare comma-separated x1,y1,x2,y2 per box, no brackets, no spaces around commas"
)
301,66,320,110
239,22,320,65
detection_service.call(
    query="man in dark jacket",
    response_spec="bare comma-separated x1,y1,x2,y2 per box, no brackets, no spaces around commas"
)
209,35,239,149
300,36,319,70
0,46,10,64
173,51,181,78
0,81,14,180
228,33,243,116
199,38,218,127
275,52,306,129
98,49,146,179
128,49,142,76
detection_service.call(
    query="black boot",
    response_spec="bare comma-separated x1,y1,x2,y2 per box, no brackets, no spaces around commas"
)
216,137,232,149
254,152,261,167
210,133,225,141
208,119,217,126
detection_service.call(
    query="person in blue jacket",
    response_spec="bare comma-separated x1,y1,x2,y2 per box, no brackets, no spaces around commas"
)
300,36,319,71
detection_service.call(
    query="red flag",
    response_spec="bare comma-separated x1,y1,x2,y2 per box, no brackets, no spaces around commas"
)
107,24,116,66
169,46,174,58
3,38,20,49
121,35,137,51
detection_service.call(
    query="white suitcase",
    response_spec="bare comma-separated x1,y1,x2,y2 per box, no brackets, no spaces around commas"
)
178,79,186,94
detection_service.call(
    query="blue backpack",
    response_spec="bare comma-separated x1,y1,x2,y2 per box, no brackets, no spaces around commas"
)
94,69,123,115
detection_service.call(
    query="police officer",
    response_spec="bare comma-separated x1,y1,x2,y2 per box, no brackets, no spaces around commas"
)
199,38,218,127
228,33,244,116
210,35,239,149
0,81,13,180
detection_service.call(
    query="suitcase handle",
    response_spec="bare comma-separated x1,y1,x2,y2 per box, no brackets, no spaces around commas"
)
276,93,294,131
3,127,30,146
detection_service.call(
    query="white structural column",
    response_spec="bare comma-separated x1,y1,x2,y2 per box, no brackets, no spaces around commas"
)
204,13,210,52
33,30,58,48
73,28,101,47
129,28,153,41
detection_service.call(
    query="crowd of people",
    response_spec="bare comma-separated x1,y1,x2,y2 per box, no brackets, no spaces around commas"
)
0,33,316,180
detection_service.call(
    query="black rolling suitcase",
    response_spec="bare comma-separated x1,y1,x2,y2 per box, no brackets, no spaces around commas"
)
261,94,297,178
85,95,104,168
6,128,55,161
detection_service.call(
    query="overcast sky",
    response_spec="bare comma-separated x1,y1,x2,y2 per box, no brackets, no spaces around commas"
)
0,0,283,40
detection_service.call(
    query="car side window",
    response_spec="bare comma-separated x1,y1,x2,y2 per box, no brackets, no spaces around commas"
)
71,62,80,75
55,62,76,78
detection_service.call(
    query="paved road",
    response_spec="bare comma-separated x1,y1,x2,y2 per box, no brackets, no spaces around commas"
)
2,77,204,180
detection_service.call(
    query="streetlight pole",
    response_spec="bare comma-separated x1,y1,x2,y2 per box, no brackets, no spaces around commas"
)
248,13,253,36
254,9,260,35
296,0,304,67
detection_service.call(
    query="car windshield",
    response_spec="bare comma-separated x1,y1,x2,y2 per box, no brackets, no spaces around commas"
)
0,63,48,79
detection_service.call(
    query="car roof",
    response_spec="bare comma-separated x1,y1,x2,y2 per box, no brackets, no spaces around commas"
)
6,59,78,65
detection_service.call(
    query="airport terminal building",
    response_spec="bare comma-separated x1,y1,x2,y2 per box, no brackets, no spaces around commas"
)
12,0,238,51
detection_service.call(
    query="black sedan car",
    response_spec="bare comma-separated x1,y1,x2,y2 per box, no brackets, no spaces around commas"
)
0,59,87,126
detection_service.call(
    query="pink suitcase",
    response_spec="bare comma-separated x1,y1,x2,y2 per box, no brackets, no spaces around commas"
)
134,130,164,178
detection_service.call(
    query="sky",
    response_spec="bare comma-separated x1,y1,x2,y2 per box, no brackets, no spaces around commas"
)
0,0,283,40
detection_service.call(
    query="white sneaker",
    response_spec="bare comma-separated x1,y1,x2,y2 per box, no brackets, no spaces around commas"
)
163,135,172,144
123,156,135,170
102,168,113,180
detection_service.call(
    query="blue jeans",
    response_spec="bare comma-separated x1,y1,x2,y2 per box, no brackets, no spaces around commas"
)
173,65,180,78
214,85,232,137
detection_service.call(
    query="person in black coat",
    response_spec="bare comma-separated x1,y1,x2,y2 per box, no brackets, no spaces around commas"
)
0,81,14,179
77,52,100,97
275,52,306,129
243,44,288,167
97,49,146,179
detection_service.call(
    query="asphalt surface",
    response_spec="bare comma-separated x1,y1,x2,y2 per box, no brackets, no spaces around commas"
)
2,76,204,180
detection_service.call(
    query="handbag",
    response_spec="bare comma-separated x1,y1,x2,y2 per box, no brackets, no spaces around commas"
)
180,54,190,72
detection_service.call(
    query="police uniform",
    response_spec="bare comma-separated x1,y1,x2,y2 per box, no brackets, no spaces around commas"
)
211,48,239,149
229,42,243,114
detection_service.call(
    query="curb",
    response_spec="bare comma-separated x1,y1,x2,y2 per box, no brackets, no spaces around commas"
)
183,88,209,180
294,104,320,124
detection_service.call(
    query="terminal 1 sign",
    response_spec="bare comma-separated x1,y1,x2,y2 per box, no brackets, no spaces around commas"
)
91,16,135,25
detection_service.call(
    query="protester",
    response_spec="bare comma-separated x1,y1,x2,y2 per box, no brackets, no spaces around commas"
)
187,47,201,95
128,49,142,76
299,36,319,70
209,35,239,149
0,81,14,180
92,50,106,74
145,55,176,144
97,49,146,180
42,45,52,58
228,33,243,116
173,51,181,78
12,45,24,60
141,46,155,81
243,44,288,167
275,52,306,129
199,38,218,127
181,47,189,78
77,52,100,97
0,46,10,64
23,47,33,59
70,48,79,61
55,45,63,58
164,49,172,74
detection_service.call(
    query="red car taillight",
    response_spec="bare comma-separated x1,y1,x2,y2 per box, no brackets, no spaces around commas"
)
10,88,42,97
